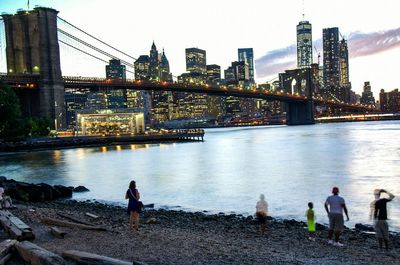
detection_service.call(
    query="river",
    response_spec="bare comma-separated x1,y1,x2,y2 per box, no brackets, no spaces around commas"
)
1,121,399,231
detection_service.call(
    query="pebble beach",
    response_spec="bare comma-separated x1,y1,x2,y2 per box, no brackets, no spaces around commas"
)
3,199,400,265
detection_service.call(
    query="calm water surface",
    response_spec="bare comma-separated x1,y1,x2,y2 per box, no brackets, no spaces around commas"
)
1,121,399,230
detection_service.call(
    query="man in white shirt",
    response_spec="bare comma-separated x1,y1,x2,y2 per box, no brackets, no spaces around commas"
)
324,187,349,247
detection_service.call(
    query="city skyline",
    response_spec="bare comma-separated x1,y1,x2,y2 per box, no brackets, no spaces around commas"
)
1,0,400,97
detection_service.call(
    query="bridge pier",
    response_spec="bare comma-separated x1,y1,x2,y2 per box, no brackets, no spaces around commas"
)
2,7,65,129
286,99,315,125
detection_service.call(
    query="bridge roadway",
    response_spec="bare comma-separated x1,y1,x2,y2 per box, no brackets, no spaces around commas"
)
0,73,307,103
0,73,373,112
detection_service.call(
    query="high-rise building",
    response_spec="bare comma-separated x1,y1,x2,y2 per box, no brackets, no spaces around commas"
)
238,48,255,83
380,89,400,113
206,64,221,84
134,55,150,80
296,21,313,68
185,48,207,75
323,27,340,98
149,41,160,81
106,59,126,80
360,81,375,105
339,38,349,87
160,49,173,82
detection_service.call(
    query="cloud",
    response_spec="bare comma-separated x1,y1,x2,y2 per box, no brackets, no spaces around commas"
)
255,27,400,79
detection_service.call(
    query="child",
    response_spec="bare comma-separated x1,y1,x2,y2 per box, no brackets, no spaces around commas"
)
256,194,268,235
306,202,316,241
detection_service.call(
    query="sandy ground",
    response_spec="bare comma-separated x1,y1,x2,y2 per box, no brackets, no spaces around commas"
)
2,200,400,265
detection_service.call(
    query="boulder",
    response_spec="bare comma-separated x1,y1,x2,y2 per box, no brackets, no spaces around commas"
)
0,177,73,202
54,185,73,198
355,223,374,232
73,186,90,192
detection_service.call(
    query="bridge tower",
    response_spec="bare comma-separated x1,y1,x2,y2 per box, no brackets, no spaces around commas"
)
279,67,315,125
2,7,65,129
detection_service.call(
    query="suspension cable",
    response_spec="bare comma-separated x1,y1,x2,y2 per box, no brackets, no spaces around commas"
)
57,16,137,61
59,39,135,75
58,29,135,69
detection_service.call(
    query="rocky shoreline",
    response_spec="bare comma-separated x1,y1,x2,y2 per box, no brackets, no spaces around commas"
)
2,199,399,265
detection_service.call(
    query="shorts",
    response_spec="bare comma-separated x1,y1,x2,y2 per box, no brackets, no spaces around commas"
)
256,212,267,224
374,220,389,240
329,213,344,232
307,220,316,232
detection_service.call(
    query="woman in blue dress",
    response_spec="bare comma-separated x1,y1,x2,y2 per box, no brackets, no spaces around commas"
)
125,180,141,231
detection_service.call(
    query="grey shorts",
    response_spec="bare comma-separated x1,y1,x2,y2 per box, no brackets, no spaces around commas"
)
329,213,344,232
374,220,389,240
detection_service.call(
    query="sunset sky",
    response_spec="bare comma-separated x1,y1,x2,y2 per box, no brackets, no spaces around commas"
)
1,0,399,97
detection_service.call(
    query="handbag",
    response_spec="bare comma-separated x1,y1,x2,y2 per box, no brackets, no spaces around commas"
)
129,189,144,210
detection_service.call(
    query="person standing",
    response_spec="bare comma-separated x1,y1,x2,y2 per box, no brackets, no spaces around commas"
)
324,187,349,247
125,180,142,231
306,202,316,241
374,189,395,251
255,194,268,235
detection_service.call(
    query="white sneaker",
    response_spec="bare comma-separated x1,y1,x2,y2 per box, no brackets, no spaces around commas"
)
328,240,334,245
333,242,344,247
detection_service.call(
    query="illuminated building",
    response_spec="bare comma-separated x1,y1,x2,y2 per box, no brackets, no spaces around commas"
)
134,55,150,80
380,88,400,113
106,59,126,80
185,48,207,75
206,64,221,84
238,48,255,83
323,27,340,98
76,109,145,136
149,41,160,81
65,87,90,127
297,21,313,68
360,81,375,105
339,38,349,87
160,49,173,82
224,66,241,115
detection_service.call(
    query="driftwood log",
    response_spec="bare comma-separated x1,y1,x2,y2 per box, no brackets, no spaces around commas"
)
0,210,34,241
41,217,107,231
62,250,145,265
50,226,67,239
57,212,93,226
85,212,99,219
15,241,67,265
0,253,13,265
0,239,17,264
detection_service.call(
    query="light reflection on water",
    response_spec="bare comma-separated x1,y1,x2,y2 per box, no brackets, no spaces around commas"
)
0,121,399,230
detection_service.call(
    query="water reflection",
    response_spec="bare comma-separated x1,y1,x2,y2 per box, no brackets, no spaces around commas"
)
0,121,399,230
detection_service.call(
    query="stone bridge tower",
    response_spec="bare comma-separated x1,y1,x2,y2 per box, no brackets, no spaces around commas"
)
2,7,65,129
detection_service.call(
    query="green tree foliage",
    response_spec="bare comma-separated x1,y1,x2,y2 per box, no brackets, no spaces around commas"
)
0,82,23,138
0,82,51,140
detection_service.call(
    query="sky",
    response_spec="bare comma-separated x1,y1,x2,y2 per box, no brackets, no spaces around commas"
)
1,0,400,97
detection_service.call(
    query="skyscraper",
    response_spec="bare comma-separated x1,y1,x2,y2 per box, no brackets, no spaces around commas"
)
206,64,221,84
160,49,173,82
149,41,160,81
106,59,126,80
296,21,313,68
323,27,340,97
238,48,255,84
185,48,207,75
360,81,375,105
134,55,150,80
339,38,349,87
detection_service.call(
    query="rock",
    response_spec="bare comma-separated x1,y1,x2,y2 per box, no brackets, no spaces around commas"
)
316,223,327,231
355,223,374,232
145,218,157,224
74,186,90,192
0,177,73,202
54,185,73,198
